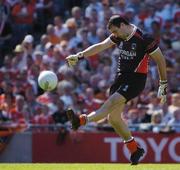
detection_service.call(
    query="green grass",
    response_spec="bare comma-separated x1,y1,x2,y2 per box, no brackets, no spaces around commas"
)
0,164,179,170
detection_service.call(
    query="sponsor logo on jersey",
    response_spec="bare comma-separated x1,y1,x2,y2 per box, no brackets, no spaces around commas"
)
118,42,137,60
119,49,136,60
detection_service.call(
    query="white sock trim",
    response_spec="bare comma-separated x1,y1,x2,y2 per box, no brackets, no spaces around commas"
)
124,136,134,143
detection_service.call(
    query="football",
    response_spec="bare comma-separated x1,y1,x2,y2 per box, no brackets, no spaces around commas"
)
38,70,58,91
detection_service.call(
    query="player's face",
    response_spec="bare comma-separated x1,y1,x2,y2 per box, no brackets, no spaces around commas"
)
109,24,126,39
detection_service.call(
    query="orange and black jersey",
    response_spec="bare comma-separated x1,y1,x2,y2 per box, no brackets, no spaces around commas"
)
110,25,159,75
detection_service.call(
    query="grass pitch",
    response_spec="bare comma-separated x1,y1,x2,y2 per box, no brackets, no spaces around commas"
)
0,163,179,170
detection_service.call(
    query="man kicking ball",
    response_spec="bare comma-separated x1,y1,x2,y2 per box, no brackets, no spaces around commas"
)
66,15,167,165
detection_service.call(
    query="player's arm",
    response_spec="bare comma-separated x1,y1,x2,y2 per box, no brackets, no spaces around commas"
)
149,48,167,81
66,37,114,67
79,37,114,58
149,48,168,103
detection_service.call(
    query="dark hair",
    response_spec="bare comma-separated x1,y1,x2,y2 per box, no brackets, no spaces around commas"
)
107,15,129,29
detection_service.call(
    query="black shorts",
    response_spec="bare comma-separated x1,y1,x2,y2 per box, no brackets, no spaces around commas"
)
109,73,147,102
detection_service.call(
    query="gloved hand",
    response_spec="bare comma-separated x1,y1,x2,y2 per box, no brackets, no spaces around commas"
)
66,52,84,67
157,80,168,104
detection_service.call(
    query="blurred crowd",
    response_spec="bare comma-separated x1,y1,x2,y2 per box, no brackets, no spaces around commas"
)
0,0,180,133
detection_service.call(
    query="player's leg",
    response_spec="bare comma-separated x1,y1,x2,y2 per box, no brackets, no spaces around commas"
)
87,93,132,140
107,103,144,165
67,92,125,129
86,92,126,122
87,94,145,163
66,92,144,164
107,100,131,141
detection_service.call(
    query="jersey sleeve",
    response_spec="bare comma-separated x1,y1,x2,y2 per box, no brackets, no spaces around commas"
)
144,34,159,54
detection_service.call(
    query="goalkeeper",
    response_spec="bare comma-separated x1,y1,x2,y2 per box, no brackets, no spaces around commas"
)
66,15,167,165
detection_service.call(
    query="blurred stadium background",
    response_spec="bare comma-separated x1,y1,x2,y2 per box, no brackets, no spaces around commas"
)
0,0,179,164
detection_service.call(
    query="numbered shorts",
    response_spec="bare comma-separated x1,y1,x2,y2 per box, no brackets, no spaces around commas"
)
109,73,147,102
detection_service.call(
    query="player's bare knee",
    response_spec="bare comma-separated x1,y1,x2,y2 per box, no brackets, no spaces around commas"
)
108,113,120,126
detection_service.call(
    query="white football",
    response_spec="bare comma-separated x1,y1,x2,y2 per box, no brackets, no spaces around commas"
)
38,70,58,91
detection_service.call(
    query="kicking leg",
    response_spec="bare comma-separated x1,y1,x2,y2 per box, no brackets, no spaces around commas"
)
66,92,144,164
86,92,126,122
89,93,145,165
67,92,126,129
